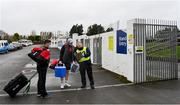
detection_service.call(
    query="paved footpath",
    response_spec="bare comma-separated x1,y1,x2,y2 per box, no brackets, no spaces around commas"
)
0,79,180,104
0,47,180,104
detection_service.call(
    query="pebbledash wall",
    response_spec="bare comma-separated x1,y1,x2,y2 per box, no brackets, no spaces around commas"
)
72,20,135,82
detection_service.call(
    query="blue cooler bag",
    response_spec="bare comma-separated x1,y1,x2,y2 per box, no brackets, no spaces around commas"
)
55,66,66,77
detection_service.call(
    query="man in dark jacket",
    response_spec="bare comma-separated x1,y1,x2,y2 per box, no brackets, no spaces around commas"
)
59,39,74,88
37,40,51,98
76,42,95,89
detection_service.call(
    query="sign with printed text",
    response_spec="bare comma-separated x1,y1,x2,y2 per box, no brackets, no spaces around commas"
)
117,30,127,54
128,34,134,44
108,36,114,51
135,46,144,54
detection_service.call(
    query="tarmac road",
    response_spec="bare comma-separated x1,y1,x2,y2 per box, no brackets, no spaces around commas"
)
0,45,180,104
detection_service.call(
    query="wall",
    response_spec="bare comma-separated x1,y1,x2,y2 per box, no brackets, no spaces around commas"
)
72,28,134,82
49,18,178,83
101,31,134,82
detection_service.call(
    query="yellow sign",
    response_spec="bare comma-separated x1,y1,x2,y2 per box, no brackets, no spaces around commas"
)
128,34,134,44
108,36,114,51
135,46,144,53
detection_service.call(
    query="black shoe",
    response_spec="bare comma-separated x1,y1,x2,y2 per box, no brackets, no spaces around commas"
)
40,93,50,99
40,95,49,99
91,85,95,89
81,85,86,88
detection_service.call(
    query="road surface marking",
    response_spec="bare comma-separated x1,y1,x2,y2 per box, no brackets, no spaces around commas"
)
0,83,134,97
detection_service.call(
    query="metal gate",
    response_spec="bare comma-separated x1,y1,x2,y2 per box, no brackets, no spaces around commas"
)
93,37,102,65
85,39,90,48
133,19,178,83
97,37,102,65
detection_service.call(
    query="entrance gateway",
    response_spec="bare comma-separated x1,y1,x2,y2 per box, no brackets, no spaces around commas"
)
133,19,178,83
71,18,178,83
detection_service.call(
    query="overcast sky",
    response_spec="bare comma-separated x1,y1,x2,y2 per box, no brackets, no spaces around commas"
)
0,0,179,35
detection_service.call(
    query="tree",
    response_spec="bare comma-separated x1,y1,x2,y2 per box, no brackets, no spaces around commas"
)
106,27,113,32
69,25,76,37
28,35,41,42
19,35,24,39
28,35,34,41
69,24,83,37
86,24,105,36
13,33,20,41
34,36,41,41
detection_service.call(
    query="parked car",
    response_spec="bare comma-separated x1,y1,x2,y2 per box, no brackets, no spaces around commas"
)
19,39,29,47
12,42,23,49
27,40,33,46
8,43,17,51
0,40,9,53
19,39,33,47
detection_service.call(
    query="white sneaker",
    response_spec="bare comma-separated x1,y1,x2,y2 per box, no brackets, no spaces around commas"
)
60,84,65,89
64,83,71,87
37,94,41,97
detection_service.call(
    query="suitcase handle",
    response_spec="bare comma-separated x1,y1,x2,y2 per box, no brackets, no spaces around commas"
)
28,72,38,81
22,69,36,74
22,69,37,81
21,70,38,95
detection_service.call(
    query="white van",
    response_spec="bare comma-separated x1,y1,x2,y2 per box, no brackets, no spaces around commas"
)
19,39,30,47
27,40,33,46
0,40,9,53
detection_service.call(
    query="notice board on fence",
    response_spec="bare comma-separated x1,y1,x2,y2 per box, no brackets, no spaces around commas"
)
108,36,114,51
117,30,127,54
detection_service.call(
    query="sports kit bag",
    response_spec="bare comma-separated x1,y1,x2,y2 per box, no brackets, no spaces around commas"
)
28,47,50,63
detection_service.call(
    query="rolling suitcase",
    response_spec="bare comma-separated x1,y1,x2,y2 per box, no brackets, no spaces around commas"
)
3,70,37,97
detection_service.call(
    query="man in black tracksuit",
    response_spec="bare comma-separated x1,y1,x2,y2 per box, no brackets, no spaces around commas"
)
76,42,95,89
37,40,51,98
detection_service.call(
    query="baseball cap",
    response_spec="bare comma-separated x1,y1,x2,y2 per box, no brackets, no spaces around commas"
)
67,38,73,44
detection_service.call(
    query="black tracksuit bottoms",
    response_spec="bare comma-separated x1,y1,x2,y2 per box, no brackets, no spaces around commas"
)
79,60,94,86
37,65,48,96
